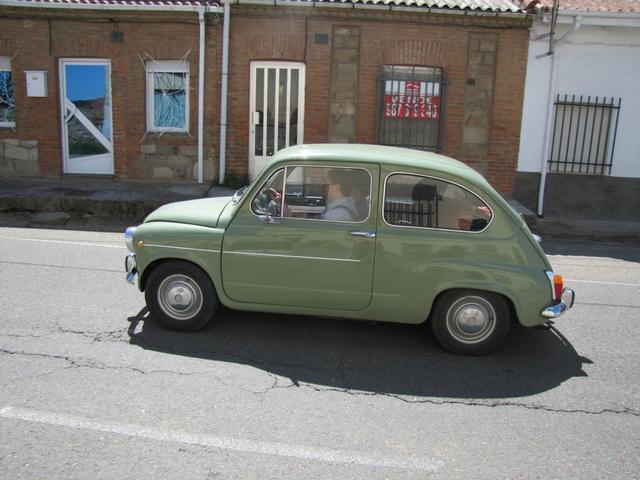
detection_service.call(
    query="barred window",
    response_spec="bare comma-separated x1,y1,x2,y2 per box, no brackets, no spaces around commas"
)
548,94,621,175
376,66,446,151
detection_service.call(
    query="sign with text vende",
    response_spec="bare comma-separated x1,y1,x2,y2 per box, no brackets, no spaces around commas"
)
384,80,440,120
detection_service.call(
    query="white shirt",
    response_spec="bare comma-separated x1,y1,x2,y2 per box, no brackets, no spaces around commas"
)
322,196,358,222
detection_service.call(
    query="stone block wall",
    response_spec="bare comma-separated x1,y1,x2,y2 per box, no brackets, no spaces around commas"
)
329,26,360,144
0,139,38,176
462,32,498,160
138,143,216,181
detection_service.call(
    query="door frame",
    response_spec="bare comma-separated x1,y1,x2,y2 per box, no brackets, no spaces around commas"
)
59,58,114,175
248,61,305,179
221,161,379,311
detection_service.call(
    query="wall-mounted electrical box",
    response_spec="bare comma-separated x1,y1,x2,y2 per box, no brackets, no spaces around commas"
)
25,70,47,97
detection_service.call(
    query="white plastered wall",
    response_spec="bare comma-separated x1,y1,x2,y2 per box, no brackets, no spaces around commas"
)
518,14,640,178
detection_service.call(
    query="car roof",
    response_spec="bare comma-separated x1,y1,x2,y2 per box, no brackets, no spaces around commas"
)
270,144,489,187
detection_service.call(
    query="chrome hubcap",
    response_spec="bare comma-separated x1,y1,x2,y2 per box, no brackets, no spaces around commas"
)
157,274,203,321
446,296,496,344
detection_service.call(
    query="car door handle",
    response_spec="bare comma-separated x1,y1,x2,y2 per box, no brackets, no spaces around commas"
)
348,231,376,238
258,214,281,225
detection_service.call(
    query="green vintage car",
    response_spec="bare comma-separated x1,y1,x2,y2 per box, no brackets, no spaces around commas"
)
124,144,574,355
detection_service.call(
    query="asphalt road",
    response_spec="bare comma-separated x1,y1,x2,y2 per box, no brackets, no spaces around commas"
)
0,226,638,479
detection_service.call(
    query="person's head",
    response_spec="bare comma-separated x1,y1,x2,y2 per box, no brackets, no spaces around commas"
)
326,169,354,202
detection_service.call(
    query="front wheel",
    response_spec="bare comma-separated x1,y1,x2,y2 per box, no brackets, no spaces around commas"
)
145,261,218,331
430,290,511,355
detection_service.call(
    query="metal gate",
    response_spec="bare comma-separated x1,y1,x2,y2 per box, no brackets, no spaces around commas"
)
548,94,621,175
375,66,447,152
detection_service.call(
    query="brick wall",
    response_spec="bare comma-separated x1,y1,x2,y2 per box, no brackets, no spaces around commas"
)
1,5,530,193
226,6,530,192
0,8,220,181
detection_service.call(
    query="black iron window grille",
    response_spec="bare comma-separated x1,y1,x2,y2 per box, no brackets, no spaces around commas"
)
548,94,621,175
375,66,447,152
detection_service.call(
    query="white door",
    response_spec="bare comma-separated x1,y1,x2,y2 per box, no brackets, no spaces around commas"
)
60,59,114,175
249,62,305,179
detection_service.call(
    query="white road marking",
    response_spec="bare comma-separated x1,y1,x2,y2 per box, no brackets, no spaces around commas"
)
0,236,122,249
565,278,640,288
0,406,441,472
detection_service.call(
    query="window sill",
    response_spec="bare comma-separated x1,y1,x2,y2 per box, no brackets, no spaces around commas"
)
146,129,190,135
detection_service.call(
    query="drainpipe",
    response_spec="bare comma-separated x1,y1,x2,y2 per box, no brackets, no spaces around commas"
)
197,8,206,184
537,14,583,216
219,0,231,185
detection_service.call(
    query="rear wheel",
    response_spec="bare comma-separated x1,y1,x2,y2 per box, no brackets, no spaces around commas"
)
145,261,218,331
430,290,511,355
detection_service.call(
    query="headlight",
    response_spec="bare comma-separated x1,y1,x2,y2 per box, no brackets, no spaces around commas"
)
125,226,137,252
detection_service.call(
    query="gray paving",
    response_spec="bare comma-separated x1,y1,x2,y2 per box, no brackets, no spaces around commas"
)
0,176,236,230
0,176,638,242
0,228,639,478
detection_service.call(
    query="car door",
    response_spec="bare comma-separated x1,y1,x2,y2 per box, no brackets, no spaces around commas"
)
221,162,379,311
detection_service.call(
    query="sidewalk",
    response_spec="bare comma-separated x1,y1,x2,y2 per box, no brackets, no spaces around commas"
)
0,175,638,242
505,197,639,244
0,176,235,231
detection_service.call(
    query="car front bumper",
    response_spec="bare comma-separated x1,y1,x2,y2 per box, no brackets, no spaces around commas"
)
541,288,575,319
125,253,137,285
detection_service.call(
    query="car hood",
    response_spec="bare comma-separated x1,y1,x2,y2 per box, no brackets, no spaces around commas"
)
144,196,232,228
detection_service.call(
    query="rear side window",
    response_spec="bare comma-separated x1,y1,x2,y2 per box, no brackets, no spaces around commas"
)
384,174,492,232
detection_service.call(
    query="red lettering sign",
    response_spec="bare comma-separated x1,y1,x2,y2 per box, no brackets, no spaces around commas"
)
383,80,440,120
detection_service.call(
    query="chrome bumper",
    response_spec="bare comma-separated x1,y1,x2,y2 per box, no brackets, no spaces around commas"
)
125,253,137,285
541,288,575,319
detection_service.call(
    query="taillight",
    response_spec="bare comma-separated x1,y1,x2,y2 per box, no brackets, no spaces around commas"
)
546,271,564,301
553,274,564,300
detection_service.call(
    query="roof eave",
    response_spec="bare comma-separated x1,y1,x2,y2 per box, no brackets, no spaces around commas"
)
553,8,640,18
229,0,525,15
0,0,223,13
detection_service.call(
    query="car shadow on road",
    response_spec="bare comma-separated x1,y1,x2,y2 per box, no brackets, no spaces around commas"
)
128,307,591,399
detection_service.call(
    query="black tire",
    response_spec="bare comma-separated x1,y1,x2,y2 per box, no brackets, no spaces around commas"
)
145,260,218,331
430,289,511,355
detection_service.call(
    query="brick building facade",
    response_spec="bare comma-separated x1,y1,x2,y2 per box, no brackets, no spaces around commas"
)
0,0,531,193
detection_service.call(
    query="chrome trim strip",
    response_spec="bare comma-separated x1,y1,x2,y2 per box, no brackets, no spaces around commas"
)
381,171,495,234
144,244,220,254
545,270,556,301
223,251,360,263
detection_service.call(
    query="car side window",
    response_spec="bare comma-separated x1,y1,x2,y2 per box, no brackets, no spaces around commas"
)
251,168,285,216
283,166,371,223
384,174,492,231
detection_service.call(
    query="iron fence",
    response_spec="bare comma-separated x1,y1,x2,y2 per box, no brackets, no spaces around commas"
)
548,94,621,175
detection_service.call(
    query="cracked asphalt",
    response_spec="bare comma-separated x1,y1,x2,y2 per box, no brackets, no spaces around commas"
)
0,227,639,479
